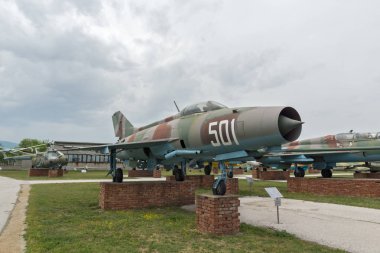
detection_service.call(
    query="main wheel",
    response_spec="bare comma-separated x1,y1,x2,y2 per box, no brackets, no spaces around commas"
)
227,170,233,178
204,165,211,175
294,168,305,177
172,165,179,175
212,180,226,196
114,168,123,183
321,169,332,178
174,167,185,181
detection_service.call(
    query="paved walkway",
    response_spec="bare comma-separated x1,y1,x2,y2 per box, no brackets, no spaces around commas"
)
240,197,380,253
0,177,22,234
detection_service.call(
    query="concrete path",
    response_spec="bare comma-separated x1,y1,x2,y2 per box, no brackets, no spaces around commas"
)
0,176,22,234
239,197,380,253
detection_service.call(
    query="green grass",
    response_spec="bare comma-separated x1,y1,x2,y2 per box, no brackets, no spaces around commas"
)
0,169,110,180
26,183,344,253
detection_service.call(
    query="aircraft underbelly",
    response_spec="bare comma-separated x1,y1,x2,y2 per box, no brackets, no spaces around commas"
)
324,153,380,163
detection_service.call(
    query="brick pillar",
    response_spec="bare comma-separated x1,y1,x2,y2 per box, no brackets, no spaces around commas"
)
252,168,260,179
28,168,49,177
233,168,244,175
226,178,239,195
48,168,63,177
196,194,240,235
153,169,161,178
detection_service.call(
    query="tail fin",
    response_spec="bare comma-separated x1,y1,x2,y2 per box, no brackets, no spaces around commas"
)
112,111,135,139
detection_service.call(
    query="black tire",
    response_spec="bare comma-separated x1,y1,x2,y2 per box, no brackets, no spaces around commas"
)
115,168,123,183
227,170,233,178
174,167,185,181
294,168,305,177
321,169,332,178
172,165,179,176
204,165,211,175
214,180,226,196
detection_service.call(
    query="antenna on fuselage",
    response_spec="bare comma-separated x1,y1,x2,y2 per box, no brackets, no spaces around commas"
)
173,100,180,113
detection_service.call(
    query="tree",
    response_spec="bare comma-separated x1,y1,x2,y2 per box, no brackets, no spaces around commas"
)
18,139,47,152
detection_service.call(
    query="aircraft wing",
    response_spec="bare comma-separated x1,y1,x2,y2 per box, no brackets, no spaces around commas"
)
264,146,380,157
65,138,179,153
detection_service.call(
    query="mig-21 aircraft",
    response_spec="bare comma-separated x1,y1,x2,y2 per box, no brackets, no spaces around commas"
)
74,101,303,195
256,131,380,178
1,143,68,169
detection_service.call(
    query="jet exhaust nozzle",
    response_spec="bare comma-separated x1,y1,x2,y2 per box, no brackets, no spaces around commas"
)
278,107,303,142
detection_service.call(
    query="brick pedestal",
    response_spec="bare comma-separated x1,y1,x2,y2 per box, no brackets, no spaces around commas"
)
233,168,244,175
308,169,320,174
28,168,49,177
99,181,196,210
354,172,380,179
128,170,153,177
166,175,215,188
48,168,63,177
196,194,240,235
153,169,161,178
288,177,380,197
226,178,239,195
252,170,289,180
252,169,259,179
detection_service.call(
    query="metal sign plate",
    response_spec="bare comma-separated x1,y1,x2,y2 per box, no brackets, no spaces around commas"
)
265,187,283,199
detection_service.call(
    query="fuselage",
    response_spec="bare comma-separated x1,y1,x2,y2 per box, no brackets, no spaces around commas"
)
32,150,68,169
115,101,302,167
261,132,380,170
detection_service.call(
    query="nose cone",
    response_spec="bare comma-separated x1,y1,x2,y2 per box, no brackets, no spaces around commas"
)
279,115,304,135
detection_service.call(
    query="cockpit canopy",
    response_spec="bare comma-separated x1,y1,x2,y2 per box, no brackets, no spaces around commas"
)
180,101,227,116
45,150,64,159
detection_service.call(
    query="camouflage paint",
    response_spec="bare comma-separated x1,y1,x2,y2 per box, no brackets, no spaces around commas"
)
112,101,302,167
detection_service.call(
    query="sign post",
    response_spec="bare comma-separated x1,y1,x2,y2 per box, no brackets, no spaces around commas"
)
265,187,283,224
246,177,254,193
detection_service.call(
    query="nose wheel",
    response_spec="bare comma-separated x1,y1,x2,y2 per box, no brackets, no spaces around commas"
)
212,180,226,195
212,161,229,195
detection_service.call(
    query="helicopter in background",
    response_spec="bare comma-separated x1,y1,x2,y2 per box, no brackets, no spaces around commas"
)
1,143,68,169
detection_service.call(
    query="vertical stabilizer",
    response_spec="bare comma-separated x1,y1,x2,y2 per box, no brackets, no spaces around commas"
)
112,111,135,139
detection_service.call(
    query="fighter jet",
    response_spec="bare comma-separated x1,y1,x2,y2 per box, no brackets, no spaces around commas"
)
257,131,380,178
1,143,68,169
76,101,303,195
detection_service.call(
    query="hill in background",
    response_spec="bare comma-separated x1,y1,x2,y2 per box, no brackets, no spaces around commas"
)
0,140,18,149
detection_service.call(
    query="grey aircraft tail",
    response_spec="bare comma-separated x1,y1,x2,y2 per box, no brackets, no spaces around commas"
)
112,111,135,139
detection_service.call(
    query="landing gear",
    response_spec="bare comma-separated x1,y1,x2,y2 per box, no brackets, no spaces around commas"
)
173,165,185,181
294,167,305,177
212,179,226,195
113,168,123,183
204,164,211,175
212,161,228,196
321,168,332,178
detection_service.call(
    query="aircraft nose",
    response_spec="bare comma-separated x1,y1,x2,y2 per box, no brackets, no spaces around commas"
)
278,115,304,135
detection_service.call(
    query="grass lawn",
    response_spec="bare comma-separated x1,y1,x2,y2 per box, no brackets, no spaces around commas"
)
26,183,343,253
0,169,110,180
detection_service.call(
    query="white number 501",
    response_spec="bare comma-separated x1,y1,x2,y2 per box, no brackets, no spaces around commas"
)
208,119,239,147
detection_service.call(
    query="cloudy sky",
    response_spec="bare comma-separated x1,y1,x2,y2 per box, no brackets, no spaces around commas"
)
1,0,380,144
